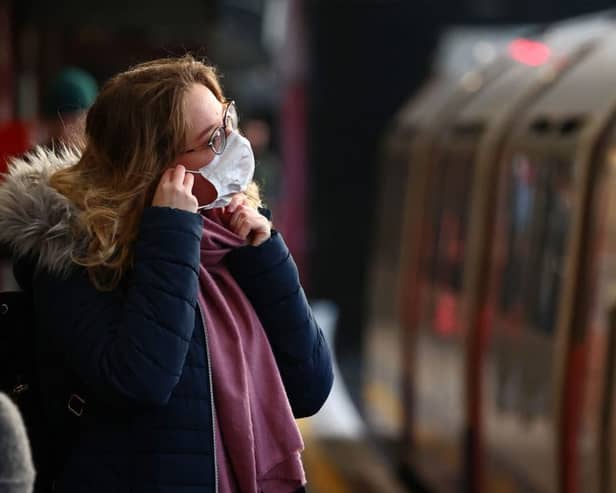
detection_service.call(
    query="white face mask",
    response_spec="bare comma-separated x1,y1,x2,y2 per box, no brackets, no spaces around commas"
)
187,131,255,210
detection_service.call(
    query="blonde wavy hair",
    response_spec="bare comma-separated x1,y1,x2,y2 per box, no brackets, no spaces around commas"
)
50,55,261,291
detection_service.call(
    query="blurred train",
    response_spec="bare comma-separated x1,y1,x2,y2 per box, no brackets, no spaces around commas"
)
362,10,616,493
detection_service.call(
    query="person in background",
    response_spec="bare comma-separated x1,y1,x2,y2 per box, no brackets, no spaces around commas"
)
0,55,332,493
242,112,282,212
38,67,98,148
0,392,35,493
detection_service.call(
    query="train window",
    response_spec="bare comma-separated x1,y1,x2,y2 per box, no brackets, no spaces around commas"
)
530,117,553,134
428,145,476,335
559,116,585,136
452,121,485,136
418,149,449,286
499,154,572,334
532,161,571,333
433,150,473,292
500,155,536,313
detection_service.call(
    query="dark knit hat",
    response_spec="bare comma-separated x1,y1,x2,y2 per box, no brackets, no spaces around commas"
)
0,393,35,493
43,67,98,118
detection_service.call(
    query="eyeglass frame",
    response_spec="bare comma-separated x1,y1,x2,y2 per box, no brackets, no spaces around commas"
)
182,100,237,156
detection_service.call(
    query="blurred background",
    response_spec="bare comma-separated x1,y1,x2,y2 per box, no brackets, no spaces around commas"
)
5,0,616,492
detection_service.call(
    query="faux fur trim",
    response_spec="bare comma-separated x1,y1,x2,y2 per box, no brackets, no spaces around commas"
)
0,146,88,276
0,393,35,487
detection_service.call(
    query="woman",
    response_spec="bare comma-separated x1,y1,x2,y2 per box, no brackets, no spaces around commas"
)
0,55,333,493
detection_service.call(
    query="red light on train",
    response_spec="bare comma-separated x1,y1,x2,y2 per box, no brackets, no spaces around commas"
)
508,39,551,66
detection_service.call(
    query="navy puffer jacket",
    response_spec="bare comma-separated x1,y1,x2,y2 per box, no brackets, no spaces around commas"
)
0,149,333,493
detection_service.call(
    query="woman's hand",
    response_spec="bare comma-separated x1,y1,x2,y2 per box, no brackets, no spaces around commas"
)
224,194,271,246
152,165,199,213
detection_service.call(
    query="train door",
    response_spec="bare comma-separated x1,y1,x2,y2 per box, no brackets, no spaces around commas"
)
408,134,477,492
393,69,504,489
392,52,531,485
395,42,573,491
406,30,601,493
478,28,616,493
395,45,548,367
568,124,616,493
362,76,466,445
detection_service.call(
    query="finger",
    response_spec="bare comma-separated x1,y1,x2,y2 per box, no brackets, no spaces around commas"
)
250,231,268,246
237,204,255,219
237,219,252,239
230,212,247,234
188,195,199,210
227,195,241,214
227,193,246,213
172,164,186,187
230,209,246,230
159,167,174,184
183,171,194,191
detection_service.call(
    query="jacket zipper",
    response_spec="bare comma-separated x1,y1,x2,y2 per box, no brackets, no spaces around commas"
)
197,302,219,493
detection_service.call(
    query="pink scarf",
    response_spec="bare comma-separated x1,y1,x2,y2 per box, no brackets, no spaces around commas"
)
196,210,305,493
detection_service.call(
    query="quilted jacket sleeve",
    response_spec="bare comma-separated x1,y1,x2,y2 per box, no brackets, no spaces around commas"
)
225,230,334,418
31,207,203,408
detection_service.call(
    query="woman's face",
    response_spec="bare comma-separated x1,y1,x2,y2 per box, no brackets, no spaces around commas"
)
177,83,225,207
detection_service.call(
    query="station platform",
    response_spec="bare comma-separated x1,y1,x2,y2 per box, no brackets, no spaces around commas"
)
301,302,412,493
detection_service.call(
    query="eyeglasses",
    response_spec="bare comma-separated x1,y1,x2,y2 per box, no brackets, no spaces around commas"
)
183,100,238,155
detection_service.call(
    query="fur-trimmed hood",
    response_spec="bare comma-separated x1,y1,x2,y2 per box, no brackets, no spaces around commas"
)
0,146,88,277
